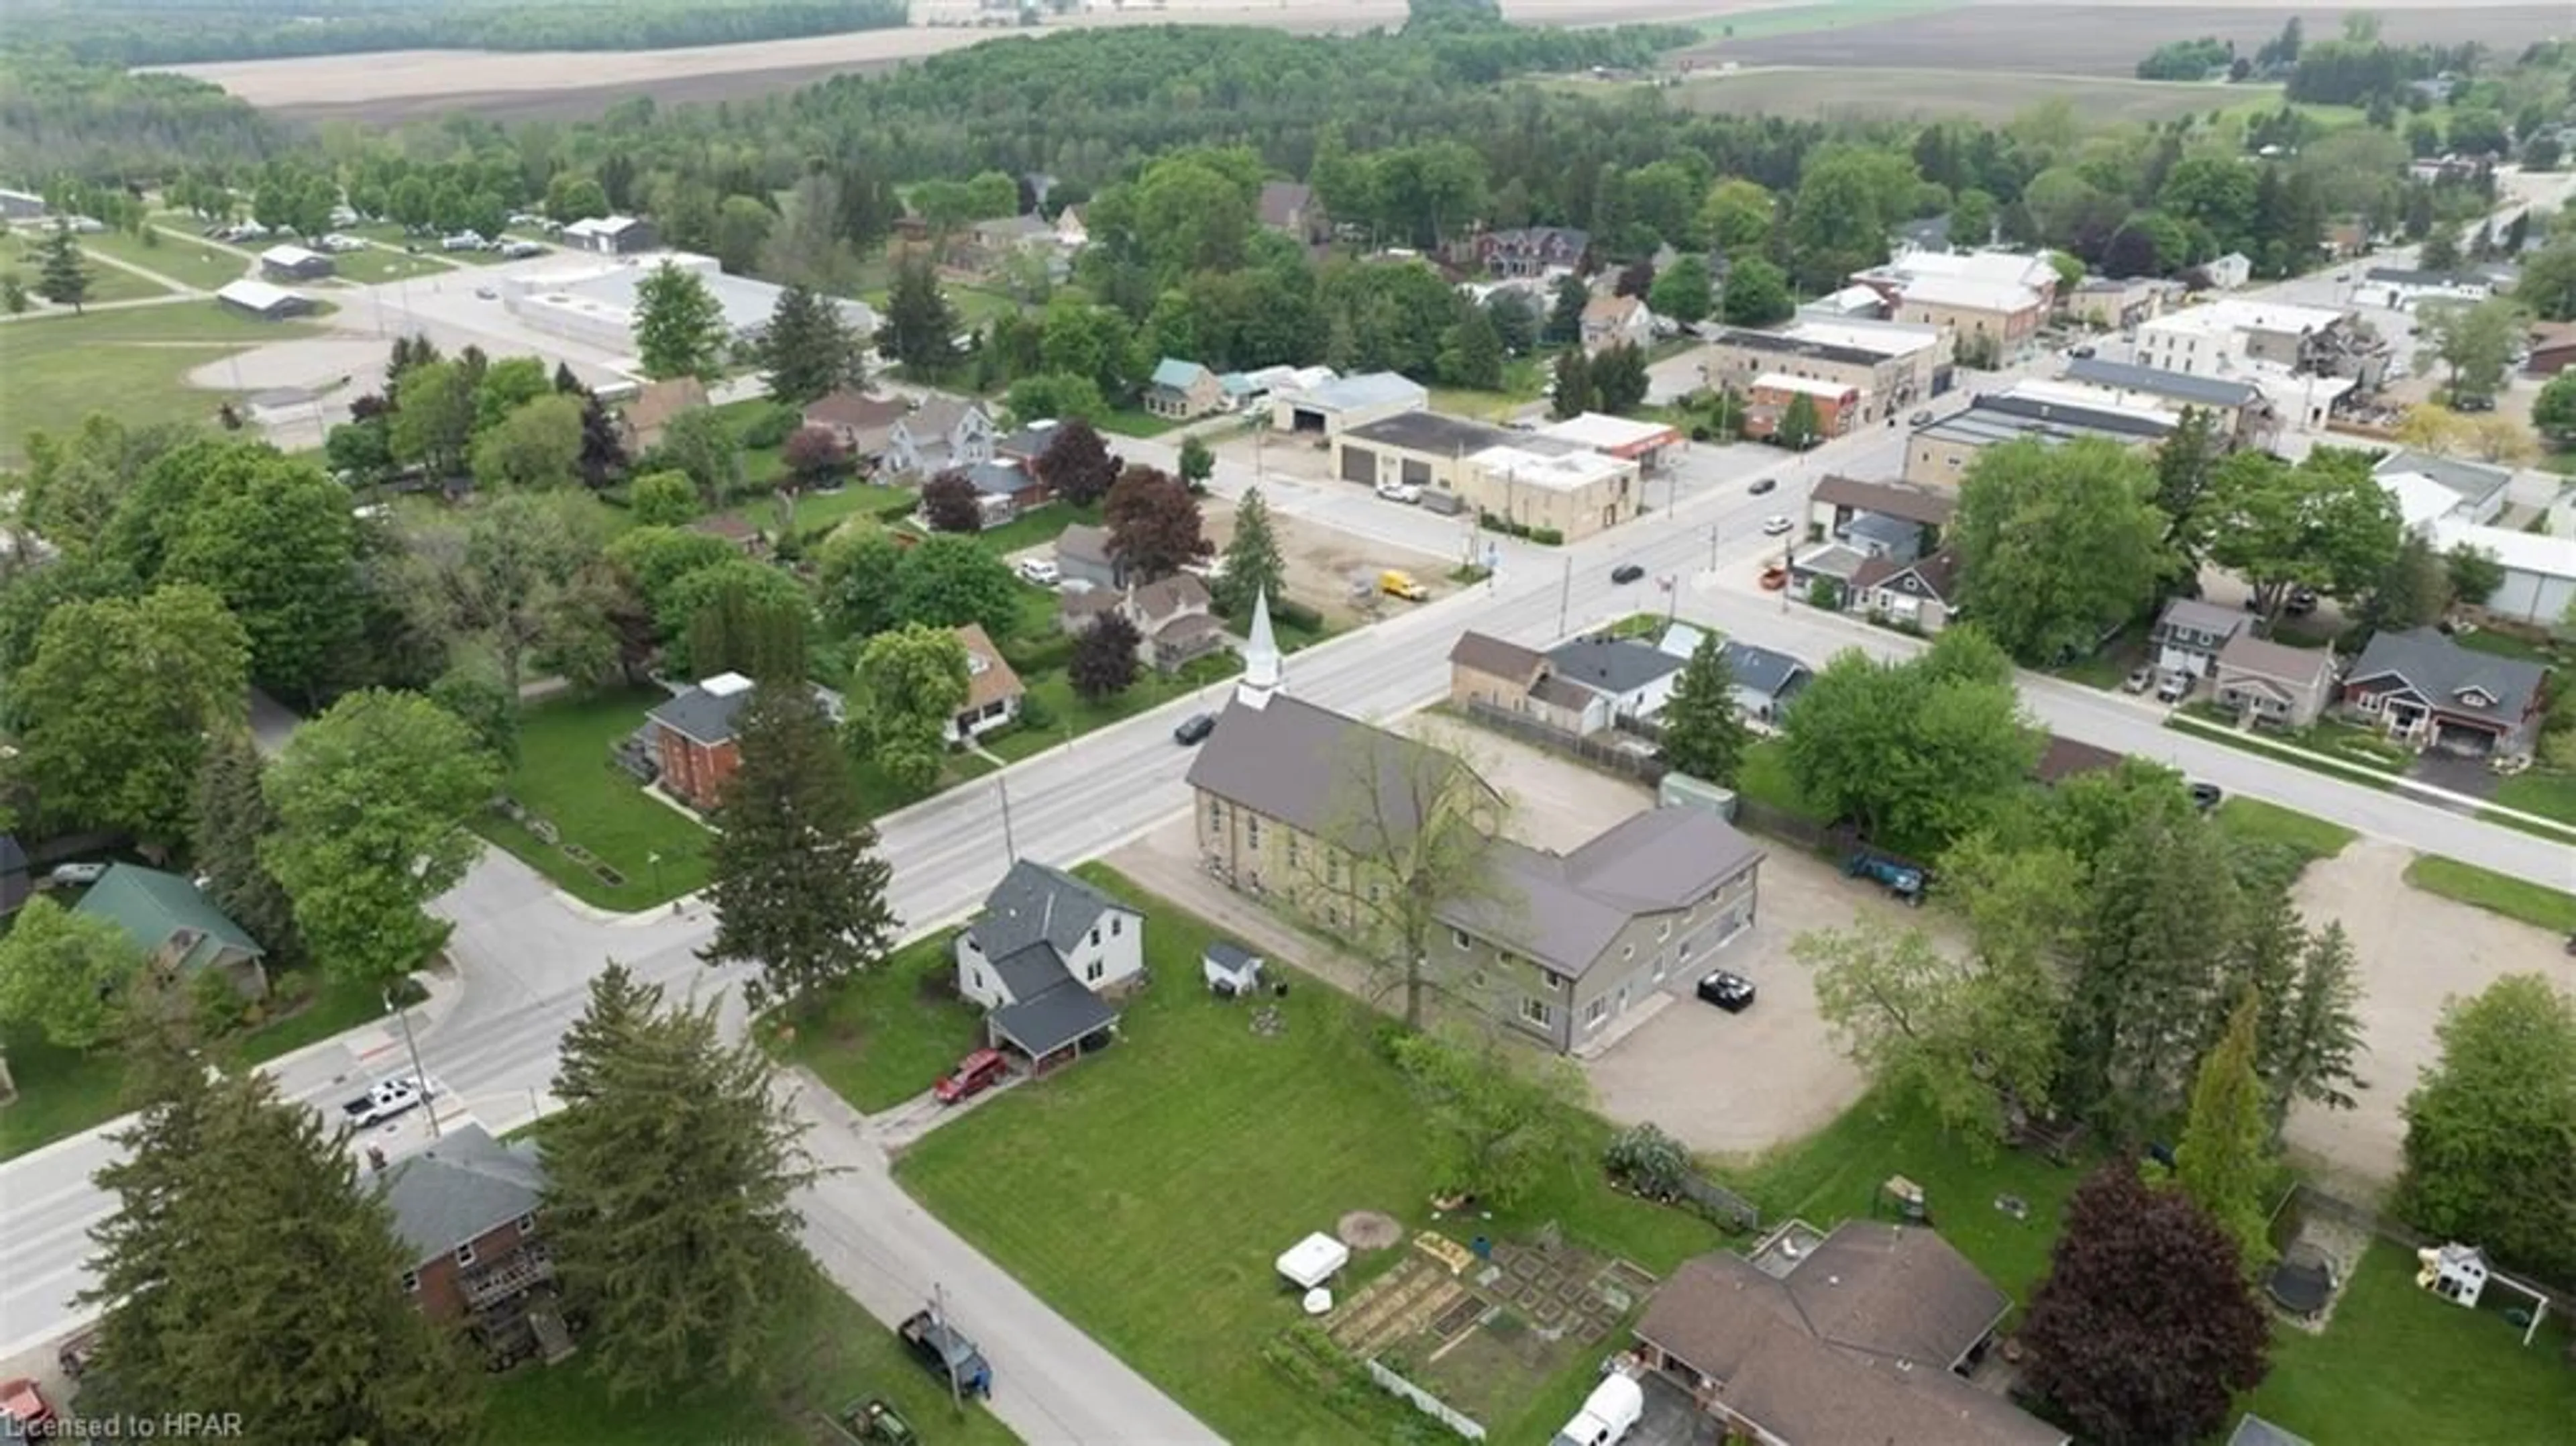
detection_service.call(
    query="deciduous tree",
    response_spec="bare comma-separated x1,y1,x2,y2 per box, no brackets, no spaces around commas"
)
1699,177,1774,253
160,448,363,705
468,391,584,491
1104,463,1210,581
628,469,698,526
2021,1164,2270,1446
545,972,818,1400
920,468,983,533
14,584,250,850
1069,611,1141,702
1952,437,2168,664
472,357,553,435
407,492,612,704
2202,448,2401,623
2361,529,2452,631
0,896,145,1050
1034,416,1120,506
1656,633,1752,784
2175,992,2277,1267
2444,541,2506,606
633,260,729,381
1647,254,1712,325
2392,974,2576,1282
264,690,498,986
1320,725,1512,1029
2416,296,2522,405
701,680,900,1013
1213,484,1287,621
682,576,809,684
849,623,969,795
652,405,743,505
1778,629,2041,852
388,358,478,481
1392,1025,1587,1208
888,534,1021,641
1435,302,1505,390
781,425,850,490
1176,433,1216,491
1718,254,1792,325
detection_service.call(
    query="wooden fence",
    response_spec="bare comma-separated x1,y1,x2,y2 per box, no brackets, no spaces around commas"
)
1463,702,1668,786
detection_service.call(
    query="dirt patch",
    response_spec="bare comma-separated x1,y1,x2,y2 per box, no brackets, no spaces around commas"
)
2279,840,2576,1198
1691,4,2573,77
1339,1210,1405,1251
1198,495,1454,630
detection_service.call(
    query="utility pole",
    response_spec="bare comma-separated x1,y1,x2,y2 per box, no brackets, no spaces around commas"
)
387,982,440,1139
997,775,1018,862
933,1282,965,1414
1556,552,1573,635
1709,521,1719,572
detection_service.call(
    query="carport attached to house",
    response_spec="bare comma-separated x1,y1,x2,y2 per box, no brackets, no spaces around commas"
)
985,982,1120,1068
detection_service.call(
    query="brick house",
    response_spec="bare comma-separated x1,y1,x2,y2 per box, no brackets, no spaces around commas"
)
643,673,848,811
377,1125,572,1367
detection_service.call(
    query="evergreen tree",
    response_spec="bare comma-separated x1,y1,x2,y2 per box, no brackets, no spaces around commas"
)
1591,342,1650,413
2152,405,2226,571
83,1035,479,1441
873,255,963,378
759,283,855,405
1657,634,1752,784
683,578,809,682
1544,273,1588,346
576,389,631,490
1775,391,1822,450
1436,303,1505,390
699,681,900,1017
1548,347,1594,419
553,360,586,395
191,727,303,966
36,223,91,313
1214,485,1287,621
545,974,819,1399
633,261,729,381
2174,992,2275,1268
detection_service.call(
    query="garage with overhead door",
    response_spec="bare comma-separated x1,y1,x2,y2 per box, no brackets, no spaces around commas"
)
1330,410,1534,499
1267,370,1430,439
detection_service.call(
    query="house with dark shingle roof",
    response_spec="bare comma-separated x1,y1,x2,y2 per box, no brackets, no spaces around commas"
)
954,860,1136,1065
1805,474,1955,541
1185,693,1764,1054
802,389,910,460
1446,630,1601,733
376,1124,567,1358
2341,627,2548,758
0,834,28,917
73,864,268,999
885,395,996,476
1256,180,1328,244
2214,632,2339,731
2153,597,2253,684
1544,633,1688,721
644,672,848,810
1847,547,1961,633
1662,625,1812,726
1636,1222,2066,1446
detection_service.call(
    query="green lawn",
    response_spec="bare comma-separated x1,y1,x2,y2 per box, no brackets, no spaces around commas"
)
1716,1090,2089,1304
2489,770,2576,829
2450,628,2565,668
967,501,1099,557
2165,712,2404,788
763,931,987,1113
1733,737,1823,821
1095,407,1183,440
2233,1241,2576,1444
476,1260,1020,1446
1,231,172,303
1,968,401,1161
474,688,713,911
983,654,1241,764
2211,798,2356,868
847,752,997,823
889,866,1720,1445
2049,625,2148,690
329,245,455,285
0,300,325,465
103,227,253,291
2402,855,2576,933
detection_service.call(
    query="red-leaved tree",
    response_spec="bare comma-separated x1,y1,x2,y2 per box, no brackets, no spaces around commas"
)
2020,1163,2271,1446
781,425,850,490
1069,611,1141,702
921,469,983,533
1035,417,1120,507
1102,463,1210,582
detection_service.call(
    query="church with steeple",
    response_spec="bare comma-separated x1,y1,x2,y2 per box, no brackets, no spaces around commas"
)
1234,586,1284,709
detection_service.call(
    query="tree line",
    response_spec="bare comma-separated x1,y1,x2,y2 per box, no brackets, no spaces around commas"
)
7,0,908,68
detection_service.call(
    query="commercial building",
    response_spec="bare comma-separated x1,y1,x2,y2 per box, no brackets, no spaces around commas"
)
1463,442,1640,541
258,244,334,282
1876,273,2047,364
1532,412,1684,473
1856,248,2061,310
1746,374,1860,442
1699,319,1946,425
562,214,655,255
500,253,873,360
1329,410,1516,493
1269,370,1428,438
2061,357,2275,449
213,278,313,321
2135,299,2386,393
1902,384,2174,486
2357,266,2496,310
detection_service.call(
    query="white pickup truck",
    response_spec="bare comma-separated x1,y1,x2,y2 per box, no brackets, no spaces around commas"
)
342,1077,429,1129
1550,1370,1644,1446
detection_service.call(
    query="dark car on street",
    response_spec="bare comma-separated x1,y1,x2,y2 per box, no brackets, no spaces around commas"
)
1173,712,1217,746
1611,563,1646,584
1748,476,1777,495
2189,781,2224,811
1695,970,1756,1012
898,1311,992,1399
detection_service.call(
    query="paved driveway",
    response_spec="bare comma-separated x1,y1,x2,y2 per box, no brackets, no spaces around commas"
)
2279,840,2576,1198
1583,844,1941,1157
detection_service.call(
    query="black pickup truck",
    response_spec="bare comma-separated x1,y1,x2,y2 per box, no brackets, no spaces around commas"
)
897,1310,992,1399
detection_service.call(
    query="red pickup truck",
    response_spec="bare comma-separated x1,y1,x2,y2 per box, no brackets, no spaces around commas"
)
934,1049,1010,1106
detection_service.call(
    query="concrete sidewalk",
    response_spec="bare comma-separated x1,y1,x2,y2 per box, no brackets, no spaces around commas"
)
788,1071,1223,1445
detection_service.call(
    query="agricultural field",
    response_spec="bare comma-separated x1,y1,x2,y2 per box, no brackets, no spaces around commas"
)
1661,66,2233,125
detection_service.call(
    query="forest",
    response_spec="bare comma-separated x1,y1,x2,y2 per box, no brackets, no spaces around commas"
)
4,0,908,67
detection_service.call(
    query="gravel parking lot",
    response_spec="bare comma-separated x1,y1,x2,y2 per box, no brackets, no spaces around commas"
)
2279,840,2576,1197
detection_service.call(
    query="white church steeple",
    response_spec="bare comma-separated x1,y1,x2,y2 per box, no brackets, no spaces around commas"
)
1236,586,1284,709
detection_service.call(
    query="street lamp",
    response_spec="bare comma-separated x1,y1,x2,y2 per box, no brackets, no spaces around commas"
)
384,979,439,1139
